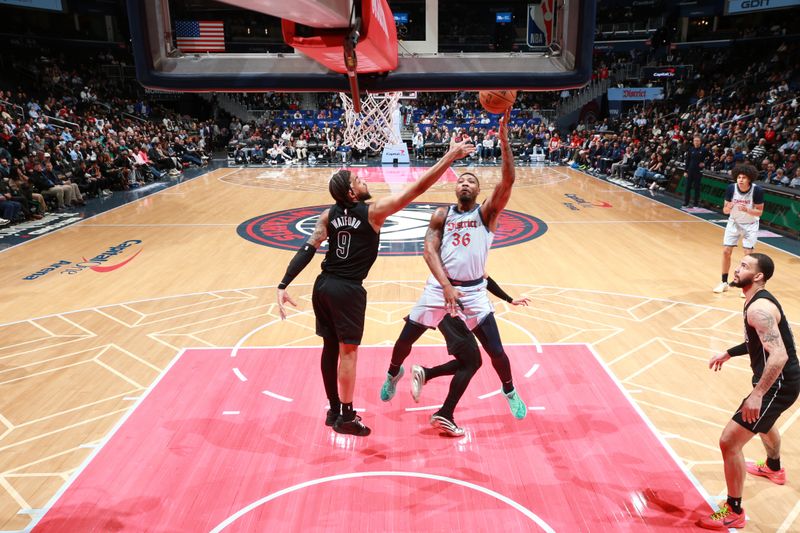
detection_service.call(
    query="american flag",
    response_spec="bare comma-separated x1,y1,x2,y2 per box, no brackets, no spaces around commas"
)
175,21,225,53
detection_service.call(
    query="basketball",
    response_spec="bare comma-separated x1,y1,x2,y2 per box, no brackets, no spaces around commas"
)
479,90,517,114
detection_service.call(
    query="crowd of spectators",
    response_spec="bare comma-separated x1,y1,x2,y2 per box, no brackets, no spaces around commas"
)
220,47,633,165
4,30,798,226
546,40,800,195
223,37,800,193
0,49,219,226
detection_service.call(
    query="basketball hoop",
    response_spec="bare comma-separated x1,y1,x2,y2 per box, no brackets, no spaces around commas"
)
338,92,402,152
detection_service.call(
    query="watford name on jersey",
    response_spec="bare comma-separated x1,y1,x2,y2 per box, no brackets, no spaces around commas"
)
331,215,362,229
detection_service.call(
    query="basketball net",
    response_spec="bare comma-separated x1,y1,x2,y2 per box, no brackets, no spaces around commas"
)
338,92,402,151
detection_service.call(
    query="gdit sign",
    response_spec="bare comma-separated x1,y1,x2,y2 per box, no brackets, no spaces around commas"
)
725,0,800,15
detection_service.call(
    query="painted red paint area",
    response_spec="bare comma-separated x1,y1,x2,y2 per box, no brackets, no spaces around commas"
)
34,345,714,532
345,166,460,184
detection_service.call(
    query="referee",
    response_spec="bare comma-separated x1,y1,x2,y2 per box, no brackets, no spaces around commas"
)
683,135,709,208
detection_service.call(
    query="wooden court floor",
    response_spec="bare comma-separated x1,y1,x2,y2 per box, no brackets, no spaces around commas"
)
1,164,799,531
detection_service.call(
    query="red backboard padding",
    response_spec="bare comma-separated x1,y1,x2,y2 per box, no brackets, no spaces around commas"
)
282,0,398,74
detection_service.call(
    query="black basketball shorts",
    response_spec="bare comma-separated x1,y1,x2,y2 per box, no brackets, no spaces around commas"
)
733,380,800,433
312,273,367,345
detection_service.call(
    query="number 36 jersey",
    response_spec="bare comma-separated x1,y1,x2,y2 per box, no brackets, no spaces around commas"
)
432,204,494,284
321,201,380,282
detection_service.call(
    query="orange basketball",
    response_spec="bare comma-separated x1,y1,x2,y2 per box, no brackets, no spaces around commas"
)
479,90,517,114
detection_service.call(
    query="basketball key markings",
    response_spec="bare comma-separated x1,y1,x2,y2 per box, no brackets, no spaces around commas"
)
32,345,715,532
237,203,548,255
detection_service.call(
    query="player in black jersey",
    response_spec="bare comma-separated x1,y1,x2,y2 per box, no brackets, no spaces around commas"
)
699,253,799,530
276,139,474,437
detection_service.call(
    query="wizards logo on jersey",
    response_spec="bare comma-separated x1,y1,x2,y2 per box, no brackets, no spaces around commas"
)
238,203,547,256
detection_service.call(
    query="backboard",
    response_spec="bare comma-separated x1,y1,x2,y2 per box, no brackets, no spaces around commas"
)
127,0,595,93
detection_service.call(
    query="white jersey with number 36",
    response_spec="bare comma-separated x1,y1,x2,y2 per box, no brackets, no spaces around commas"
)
430,204,493,284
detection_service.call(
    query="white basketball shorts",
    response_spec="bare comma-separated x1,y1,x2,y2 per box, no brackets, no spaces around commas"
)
723,220,759,249
408,281,494,331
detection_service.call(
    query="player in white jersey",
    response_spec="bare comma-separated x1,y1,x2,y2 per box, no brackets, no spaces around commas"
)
408,202,495,330
380,110,527,436
714,164,765,295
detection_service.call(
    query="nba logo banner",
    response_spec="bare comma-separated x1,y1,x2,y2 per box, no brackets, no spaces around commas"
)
527,0,555,48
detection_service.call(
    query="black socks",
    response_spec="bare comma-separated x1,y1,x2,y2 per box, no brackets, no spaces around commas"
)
766,457,781,471
726,496,742,514
342,402,355,422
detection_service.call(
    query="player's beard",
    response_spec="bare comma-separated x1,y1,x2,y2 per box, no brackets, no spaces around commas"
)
728,276,752,289
458,189,475,203
356,190,372,202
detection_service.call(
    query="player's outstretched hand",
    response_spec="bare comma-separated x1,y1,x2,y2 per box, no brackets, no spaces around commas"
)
448,137,476,160
277,288,297,320
511,297,531,306
498,108,511,142
708,352,731,371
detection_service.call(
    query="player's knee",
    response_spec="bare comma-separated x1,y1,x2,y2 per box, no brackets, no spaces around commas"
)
722,247,733,257
321,337,339,359
323,336,338,350
467,349,482,372
339,344,358,360
340,353,356,363
483,342,505,360
394,338,415,356
398,321,426,343
719,433,742,456
452,342,481,370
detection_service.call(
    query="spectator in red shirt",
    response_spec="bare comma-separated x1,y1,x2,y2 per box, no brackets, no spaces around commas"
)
764,126,776,144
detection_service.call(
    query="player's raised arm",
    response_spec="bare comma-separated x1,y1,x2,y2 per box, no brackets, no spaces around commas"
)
368,138,474,228
480,109,515,231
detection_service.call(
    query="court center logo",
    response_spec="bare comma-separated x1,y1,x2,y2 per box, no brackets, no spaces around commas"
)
237,203,547,255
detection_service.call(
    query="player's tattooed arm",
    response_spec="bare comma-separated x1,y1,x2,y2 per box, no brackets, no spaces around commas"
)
306,208,329,247
749,302,789,396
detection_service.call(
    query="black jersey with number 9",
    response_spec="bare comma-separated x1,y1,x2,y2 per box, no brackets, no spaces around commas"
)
321,202,380,282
